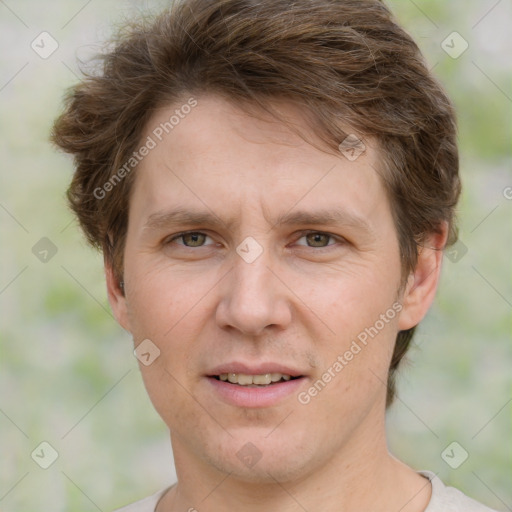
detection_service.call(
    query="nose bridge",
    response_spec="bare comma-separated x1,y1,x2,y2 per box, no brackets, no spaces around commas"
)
232,248,273,299
216,242,291,335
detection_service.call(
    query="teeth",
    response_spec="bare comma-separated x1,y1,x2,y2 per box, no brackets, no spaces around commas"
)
237,373,254,385
252,373,271,385
218,373,294,386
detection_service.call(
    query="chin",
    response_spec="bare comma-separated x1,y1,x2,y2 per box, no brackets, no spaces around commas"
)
211,455,314,485
201,428,320,484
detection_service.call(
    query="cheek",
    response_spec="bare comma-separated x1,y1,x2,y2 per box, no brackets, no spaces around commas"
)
124,257,212,338
301,322,397,436
124,263,215,383
311,264,401,339
126,285,207,429
137,360,212,445
305,268,401,403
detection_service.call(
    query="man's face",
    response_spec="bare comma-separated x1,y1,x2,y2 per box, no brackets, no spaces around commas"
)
114,95,409,482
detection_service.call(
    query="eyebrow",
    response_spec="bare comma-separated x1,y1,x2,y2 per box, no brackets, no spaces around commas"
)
143,206,373,234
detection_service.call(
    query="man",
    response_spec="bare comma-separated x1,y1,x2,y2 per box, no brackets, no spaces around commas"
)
51,0,499,510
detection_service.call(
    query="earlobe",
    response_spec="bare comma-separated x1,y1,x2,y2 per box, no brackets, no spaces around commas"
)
105,259,132,332
397,225,449,331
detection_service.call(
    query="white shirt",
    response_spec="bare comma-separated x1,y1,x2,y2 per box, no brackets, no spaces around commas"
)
113,470,500,511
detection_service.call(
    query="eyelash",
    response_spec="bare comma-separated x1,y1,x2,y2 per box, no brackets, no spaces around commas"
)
165,230,345,250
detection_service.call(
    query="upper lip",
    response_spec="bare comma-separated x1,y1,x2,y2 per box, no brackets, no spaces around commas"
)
207,362,305,378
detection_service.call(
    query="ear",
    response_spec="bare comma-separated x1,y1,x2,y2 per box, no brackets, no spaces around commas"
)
397,223,449,331
104,257,131,332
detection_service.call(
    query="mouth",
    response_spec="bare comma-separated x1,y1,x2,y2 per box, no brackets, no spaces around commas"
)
205,362,307,407
209,372,302,387
206,369,306,408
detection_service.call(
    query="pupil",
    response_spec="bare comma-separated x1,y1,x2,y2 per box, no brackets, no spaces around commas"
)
308,233,327,247
185,233,204,246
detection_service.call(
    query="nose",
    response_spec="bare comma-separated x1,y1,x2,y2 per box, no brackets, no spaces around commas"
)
215,246,292,337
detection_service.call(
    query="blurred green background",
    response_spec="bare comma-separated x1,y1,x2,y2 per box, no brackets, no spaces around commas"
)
0,0,510,510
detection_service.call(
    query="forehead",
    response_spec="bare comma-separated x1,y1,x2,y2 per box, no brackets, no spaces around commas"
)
129,94,389,232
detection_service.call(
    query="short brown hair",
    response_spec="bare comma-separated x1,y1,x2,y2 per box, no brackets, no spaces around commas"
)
51,0,461,407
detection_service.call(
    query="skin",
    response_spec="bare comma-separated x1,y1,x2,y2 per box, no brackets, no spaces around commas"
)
106,95,447,511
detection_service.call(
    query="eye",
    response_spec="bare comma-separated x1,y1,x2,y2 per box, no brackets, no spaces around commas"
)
167,231,213,247
295,231,341,248
165,230,344,250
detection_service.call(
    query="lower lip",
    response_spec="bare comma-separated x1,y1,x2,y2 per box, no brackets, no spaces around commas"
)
206,376,305,408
